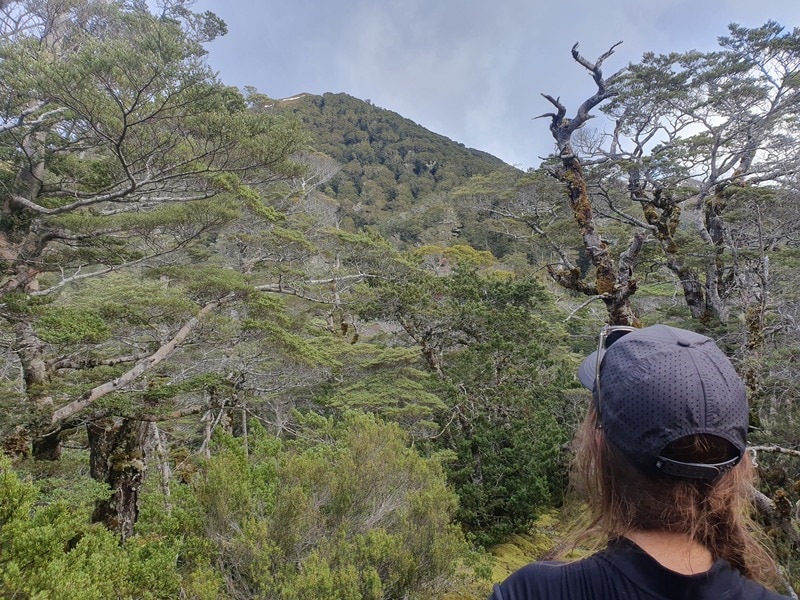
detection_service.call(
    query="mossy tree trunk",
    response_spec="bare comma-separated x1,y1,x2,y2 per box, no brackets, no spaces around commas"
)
540,43,642,326
88,418,151,541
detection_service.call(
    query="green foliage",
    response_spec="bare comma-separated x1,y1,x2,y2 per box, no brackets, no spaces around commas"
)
53,198,240,237
359,263,576,545
136,484,224,598
0,0,311,557
271,92,508,235
450,166,579,261
435,272,575,545
323,367,441,417
240,296,338,366
488,511,563,584
137,372,232,406
413,244,495,267
315,345,446,438
152,264,253,299
65,272,197,324
1,292,52,315
0,455,185,599
4,6,799,597
36,307,111,345
180,414,476,599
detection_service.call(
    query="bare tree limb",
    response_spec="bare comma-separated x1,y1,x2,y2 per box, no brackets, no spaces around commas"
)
133,406,205,422
750,445,800,458
564,295,606,321
49,353,151,371
539,40,641,326
0,104,63,133
49,294,233,427
31,248,187,296
150,423,172,514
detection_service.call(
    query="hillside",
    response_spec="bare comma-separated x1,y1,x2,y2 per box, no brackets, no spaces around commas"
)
271,92,518,239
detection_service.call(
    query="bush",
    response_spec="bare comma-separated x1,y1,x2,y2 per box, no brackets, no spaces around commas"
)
0,455,184,599
187,413,480,599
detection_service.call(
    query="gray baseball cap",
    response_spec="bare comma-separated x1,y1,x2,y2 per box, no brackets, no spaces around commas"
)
578,324,748,480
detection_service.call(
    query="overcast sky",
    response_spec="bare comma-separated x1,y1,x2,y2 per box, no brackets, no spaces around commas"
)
191,0,800,169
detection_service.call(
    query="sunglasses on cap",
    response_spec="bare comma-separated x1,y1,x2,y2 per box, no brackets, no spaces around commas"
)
594,325,637,414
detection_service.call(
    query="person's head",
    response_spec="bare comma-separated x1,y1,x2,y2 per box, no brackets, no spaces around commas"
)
573,324,777,583
577,324,748,480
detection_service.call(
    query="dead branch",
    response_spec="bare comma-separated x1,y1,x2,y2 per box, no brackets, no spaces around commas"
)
48,294,233,427
131,406,205,422
564,295,606,321
49,353,151,371
618,232,647,293
150,423,172,514
572,42,624,129
750,445,800,458
539,42,624,158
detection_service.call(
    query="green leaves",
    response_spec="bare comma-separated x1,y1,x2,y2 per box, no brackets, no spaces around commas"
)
270,92,507,239
181,414,473,598
356,262,575,545
36,307,110,345
0,455,185,599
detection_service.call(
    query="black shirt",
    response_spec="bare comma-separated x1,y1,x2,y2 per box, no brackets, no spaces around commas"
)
490,538,791,600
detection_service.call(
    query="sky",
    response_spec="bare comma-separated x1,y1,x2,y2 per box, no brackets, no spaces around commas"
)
191,0,800,170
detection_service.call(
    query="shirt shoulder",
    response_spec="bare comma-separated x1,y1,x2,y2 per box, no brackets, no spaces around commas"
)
735,577,794,600
489,555,626,600
489,544,794,600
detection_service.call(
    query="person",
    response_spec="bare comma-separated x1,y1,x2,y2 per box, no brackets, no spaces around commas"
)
490,324,792,600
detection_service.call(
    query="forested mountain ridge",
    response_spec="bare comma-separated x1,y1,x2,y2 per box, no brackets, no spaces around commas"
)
0,2,798,598
268,91,518,243
274,91,507,191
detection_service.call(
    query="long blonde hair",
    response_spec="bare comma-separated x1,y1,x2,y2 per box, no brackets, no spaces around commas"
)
570,406,780,586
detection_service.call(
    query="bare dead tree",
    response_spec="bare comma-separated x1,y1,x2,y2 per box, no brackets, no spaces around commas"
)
537,42,643,326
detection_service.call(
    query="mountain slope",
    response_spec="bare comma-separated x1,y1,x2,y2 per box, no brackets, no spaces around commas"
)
272,92,516,234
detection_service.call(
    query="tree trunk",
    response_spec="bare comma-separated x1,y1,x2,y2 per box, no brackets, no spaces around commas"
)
552,154,641,326
704,190,731,322
150,423,173,515
540,43,639,326
88,417,150,541
14,320,59,459
641,200,706,319
32,430,62,461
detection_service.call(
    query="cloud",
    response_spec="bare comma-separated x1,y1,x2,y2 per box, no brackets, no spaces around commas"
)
194,0,800,168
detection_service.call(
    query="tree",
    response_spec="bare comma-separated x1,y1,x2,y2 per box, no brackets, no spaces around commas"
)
452,167,583,268
535,24,800,583
0,454,195,598
358,255,576,545
536,23,800,329
600,21,800,325
184,414,481,599
537,42,643,326
0,0,305,538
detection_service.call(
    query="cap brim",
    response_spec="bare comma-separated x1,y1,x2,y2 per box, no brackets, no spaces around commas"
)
578,351,598,391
